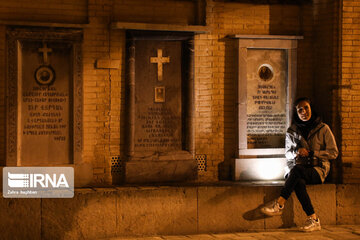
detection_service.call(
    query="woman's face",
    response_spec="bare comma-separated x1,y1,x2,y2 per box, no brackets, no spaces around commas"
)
296,100,312,121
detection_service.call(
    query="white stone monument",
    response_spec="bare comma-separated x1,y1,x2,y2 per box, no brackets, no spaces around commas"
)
231,35,303,181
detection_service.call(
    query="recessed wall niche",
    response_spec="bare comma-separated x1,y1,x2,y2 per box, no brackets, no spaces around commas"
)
122,30,197,184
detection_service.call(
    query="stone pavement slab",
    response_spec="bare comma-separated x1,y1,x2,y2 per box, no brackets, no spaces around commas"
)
104,225,360,240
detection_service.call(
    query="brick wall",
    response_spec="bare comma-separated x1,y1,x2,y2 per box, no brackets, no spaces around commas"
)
108,29,126,183
0,0,356,184
82,0,112,183
311,0,340,126
82,1,126,184
309,0,341,182
341,0,360,183
296,3,314,98
111,0,199,25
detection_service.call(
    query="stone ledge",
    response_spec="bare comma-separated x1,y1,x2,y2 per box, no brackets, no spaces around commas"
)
0,183,358,239
111,22,210,33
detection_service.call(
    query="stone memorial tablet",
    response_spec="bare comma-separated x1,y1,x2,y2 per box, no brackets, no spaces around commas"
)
232,35,300,181
20,41,72,165
246,49,287,148
6,28,85,183
123,31,196,183
134,41,182,152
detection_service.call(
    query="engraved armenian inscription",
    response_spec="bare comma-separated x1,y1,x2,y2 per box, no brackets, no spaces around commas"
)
22,86,68,141
135,106,181,149
246,49,287,148
134,41,182,152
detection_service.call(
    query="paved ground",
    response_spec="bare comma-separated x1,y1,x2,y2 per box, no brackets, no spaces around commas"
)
106,225,360,240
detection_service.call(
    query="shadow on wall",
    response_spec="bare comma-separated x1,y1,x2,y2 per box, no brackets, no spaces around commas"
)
41,191,118,240
269,1,342,183
310,0,342,184
111,30,127,185
219,36,238,181
243,188,296,229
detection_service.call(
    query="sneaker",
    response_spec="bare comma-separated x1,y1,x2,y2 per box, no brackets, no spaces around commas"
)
260,200,284,216
300,217,321,232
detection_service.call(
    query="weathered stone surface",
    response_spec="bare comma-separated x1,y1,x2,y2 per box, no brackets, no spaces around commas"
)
293,184,336,225
42,189,117,240
263,184,336,228
124,34,196,185
116,186,197,237
0,183,355,239
74,161,93,187
246,49,287,149
263,185,294,229
133,41,182,153
125,160,197,183
336,184,360,224
0,197,41,240
198,185,264,233
12,38,79,166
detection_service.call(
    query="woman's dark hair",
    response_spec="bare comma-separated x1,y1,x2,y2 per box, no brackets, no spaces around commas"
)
294,97,312,107
292,97,317,124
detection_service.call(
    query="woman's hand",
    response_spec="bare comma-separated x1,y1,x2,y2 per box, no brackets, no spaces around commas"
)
297,148,309,157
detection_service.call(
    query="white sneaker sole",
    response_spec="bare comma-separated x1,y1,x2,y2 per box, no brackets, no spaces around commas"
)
260,207,283,216
301,225,321,232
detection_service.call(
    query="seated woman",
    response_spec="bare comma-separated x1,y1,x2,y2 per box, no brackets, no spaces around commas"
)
261,97,339,232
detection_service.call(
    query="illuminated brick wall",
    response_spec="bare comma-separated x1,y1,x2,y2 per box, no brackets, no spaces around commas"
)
82,0,112,184
1,0,357,184
340,0,360,183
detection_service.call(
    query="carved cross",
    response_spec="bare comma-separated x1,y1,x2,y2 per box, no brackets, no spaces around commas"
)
150,49,170,81
38,43,52,65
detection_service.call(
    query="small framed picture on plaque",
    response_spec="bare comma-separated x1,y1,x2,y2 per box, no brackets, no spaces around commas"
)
155,86,165,103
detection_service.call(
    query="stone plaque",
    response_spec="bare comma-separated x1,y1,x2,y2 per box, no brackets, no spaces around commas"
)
246,49,287,148
232,35,300,181
124,31,196,184
20,41,72,165
7,28,83,168
134,41,182,152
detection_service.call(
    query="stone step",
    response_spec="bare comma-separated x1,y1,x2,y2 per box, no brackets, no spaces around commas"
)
0,183,359,239
105,225,360,240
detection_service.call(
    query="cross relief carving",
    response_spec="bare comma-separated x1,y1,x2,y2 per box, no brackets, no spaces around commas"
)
38,43,52,65
150,49,170,81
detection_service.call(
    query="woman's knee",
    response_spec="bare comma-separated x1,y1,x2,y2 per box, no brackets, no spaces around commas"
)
294,178,307,191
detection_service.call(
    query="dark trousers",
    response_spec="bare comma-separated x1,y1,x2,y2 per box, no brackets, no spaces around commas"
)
280,165,322,216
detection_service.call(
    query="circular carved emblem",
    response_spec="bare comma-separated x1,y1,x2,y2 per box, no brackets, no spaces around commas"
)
34,65,55,85
258,64,274,82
